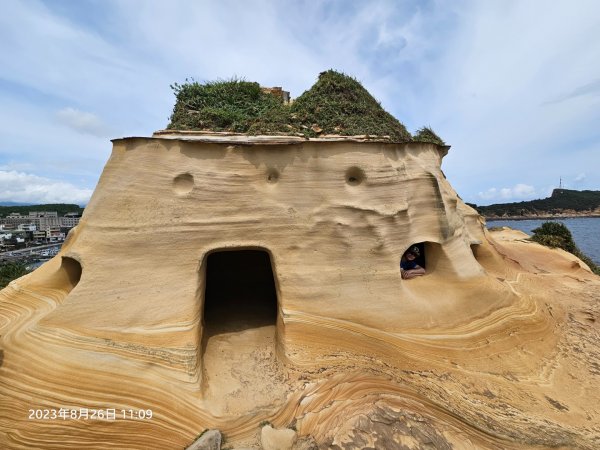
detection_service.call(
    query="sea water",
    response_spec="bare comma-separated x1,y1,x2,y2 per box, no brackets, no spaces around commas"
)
486,217,600,265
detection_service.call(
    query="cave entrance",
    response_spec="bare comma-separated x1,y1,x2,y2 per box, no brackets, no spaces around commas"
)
202,249,277,335
200,249,287,414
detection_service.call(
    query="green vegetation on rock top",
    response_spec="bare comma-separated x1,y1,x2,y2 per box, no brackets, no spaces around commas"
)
167,70,443,144
413,126,446,145
289,70,411,141
168,78,289,134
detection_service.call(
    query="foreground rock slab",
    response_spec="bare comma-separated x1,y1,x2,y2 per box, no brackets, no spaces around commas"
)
186,429,222,450
261,425,297,450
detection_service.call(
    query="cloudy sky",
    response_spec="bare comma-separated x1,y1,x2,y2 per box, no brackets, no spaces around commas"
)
1,0,598,206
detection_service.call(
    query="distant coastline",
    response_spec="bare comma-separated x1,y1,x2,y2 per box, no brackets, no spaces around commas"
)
470,188,600,221
486,213,600,221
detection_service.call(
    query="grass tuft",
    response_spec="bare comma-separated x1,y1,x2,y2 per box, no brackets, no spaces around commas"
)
413,126,445,145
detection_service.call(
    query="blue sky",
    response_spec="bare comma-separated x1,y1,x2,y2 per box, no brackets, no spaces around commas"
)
1,0,599,206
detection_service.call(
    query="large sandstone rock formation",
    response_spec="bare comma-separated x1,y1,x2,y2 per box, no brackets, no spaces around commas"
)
1,131,599,449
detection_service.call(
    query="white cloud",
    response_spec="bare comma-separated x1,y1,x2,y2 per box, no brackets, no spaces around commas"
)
56,107,112,138
478,188,498,201
574,173,586,183
426,1,600,201
0,95,111,184
512,184,537,198
544,79,600,105
478,183,537,202
0,162,35,172
0,170,92,205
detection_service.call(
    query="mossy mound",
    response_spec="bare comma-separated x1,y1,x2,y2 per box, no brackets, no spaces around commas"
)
167,71,429,143
167,78,289,134
289,70,411,141
413,126,445,146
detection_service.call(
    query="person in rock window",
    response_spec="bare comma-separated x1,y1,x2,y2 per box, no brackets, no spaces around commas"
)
400,246,426,279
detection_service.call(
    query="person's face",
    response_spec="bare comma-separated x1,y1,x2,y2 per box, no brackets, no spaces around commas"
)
406,252,416,260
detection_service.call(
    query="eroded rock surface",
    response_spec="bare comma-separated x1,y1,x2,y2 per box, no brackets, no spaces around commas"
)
261,424,297,450
1,134,599,449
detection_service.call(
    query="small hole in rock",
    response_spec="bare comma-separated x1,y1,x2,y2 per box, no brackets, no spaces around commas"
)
173,173,194,195
345,167,365,186
266,170,279,184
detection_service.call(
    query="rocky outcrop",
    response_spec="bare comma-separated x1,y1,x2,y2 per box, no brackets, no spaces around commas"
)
186,429,222,450
1,132,599,449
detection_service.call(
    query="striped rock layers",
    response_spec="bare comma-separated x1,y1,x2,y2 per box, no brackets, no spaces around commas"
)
1,133,599,449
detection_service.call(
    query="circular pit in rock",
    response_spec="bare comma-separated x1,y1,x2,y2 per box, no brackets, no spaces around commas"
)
173,173,194,195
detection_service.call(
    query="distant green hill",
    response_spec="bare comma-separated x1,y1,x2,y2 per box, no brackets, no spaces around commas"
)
0,203,84,217
0,202,33,207
472,189,600,218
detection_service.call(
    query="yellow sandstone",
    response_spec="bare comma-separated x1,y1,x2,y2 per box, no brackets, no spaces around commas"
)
1,131,599,449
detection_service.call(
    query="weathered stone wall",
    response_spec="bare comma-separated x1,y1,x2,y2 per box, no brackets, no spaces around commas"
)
41,137,497,367
1,134,598,449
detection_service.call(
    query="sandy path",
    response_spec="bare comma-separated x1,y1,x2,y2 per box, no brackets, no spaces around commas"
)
202,323,290,416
